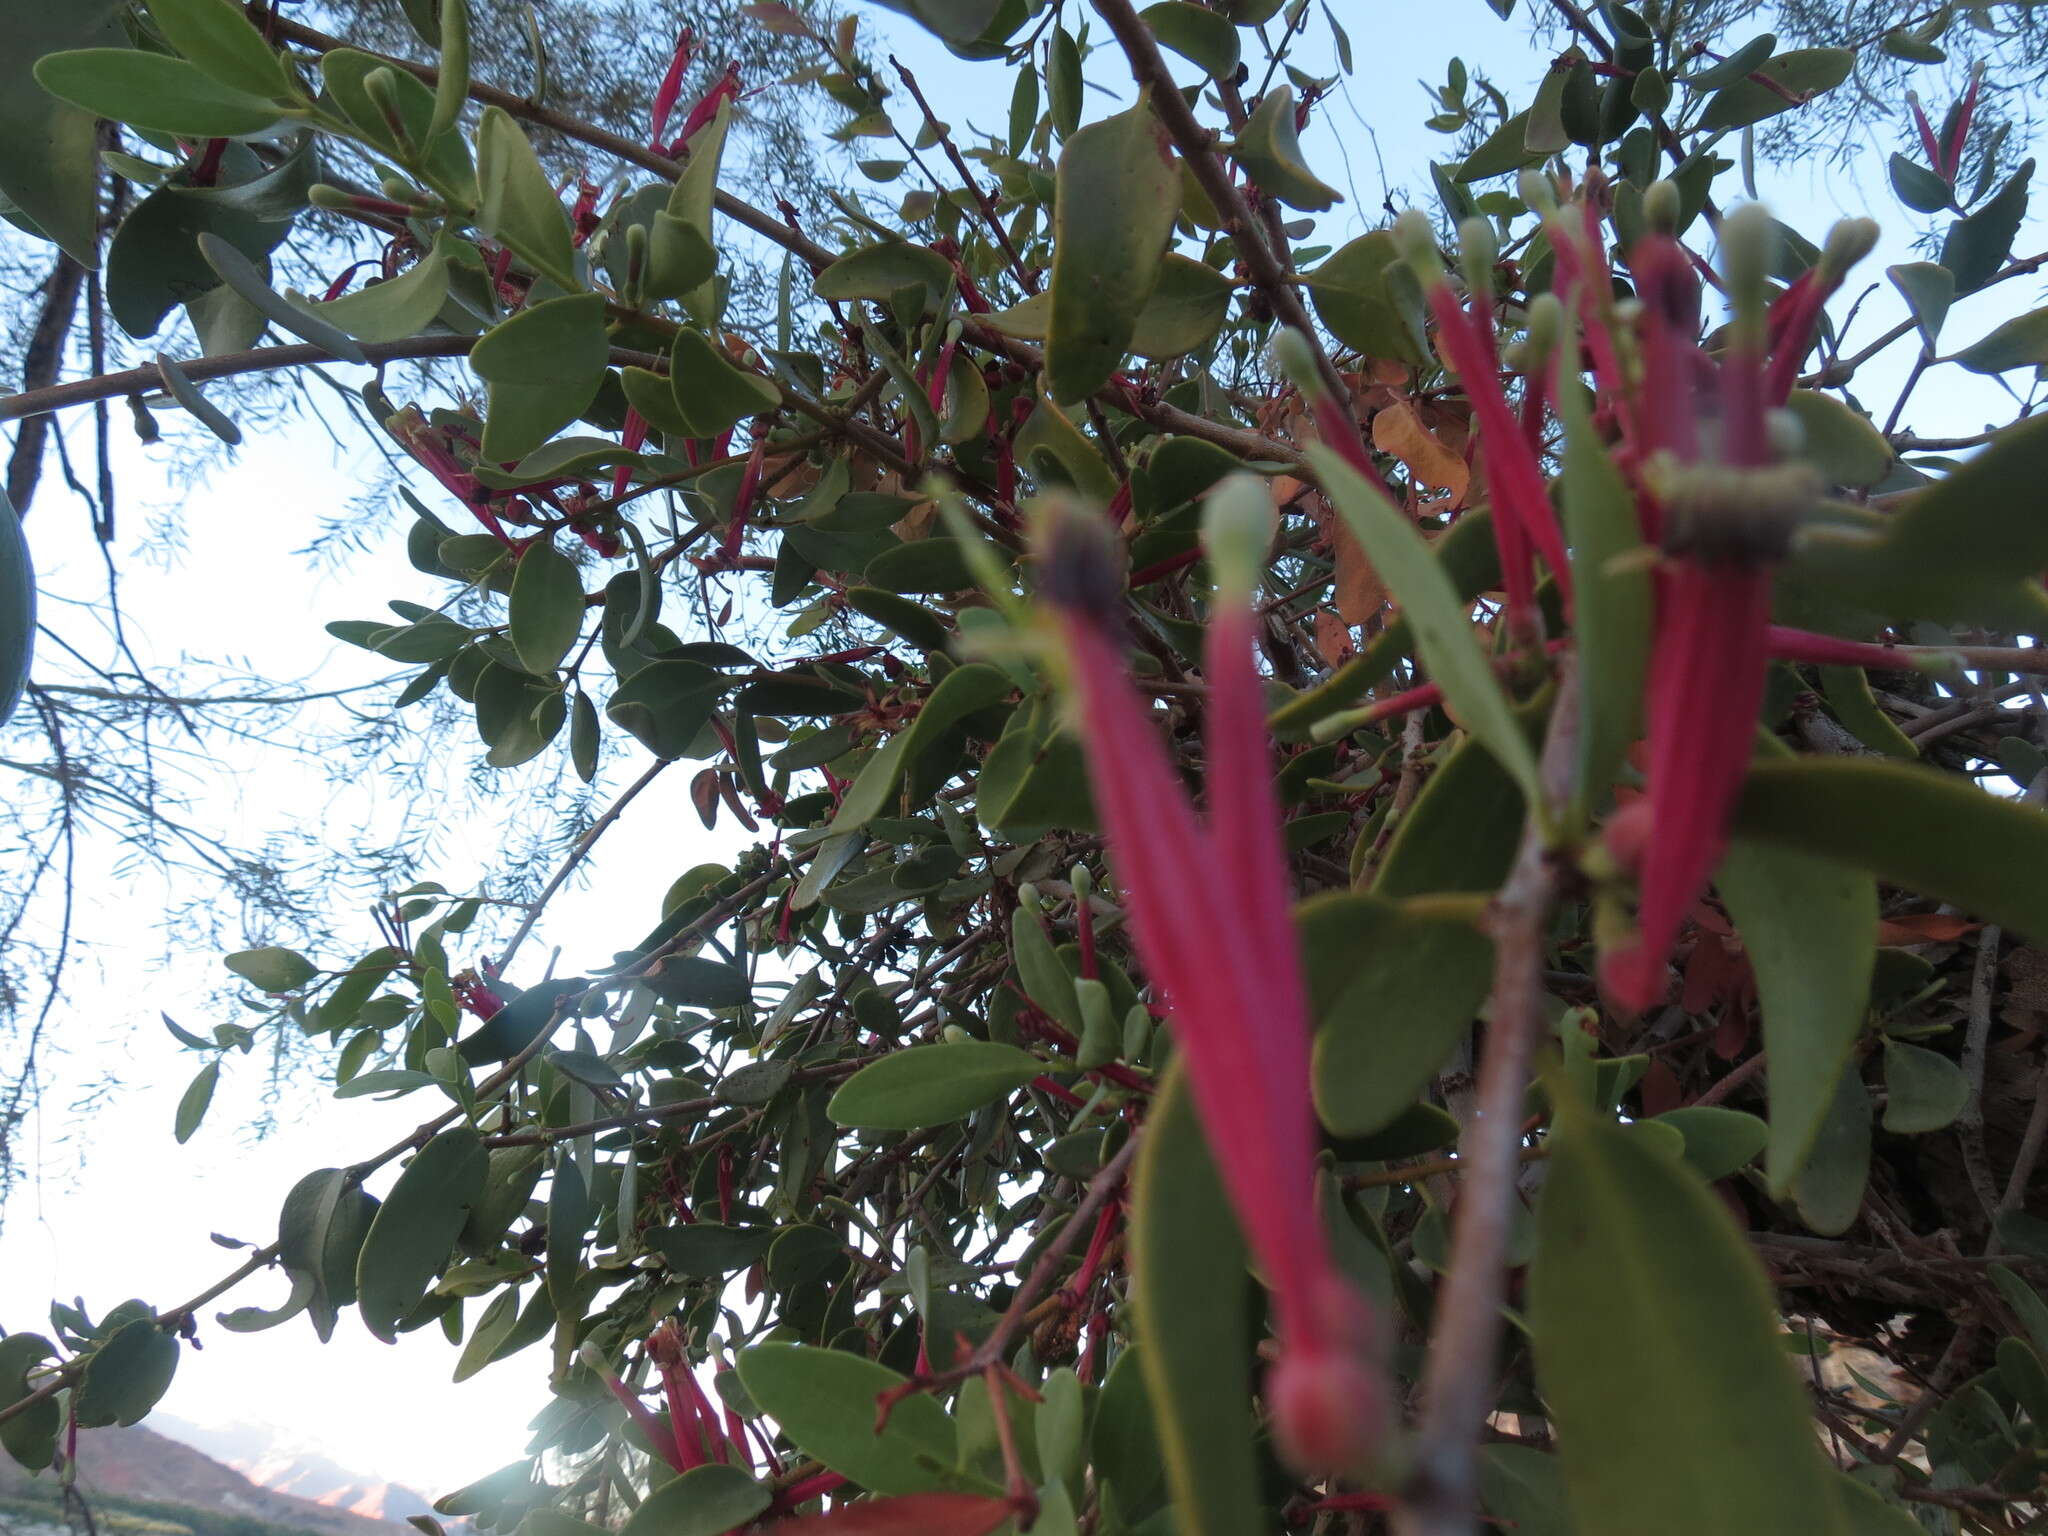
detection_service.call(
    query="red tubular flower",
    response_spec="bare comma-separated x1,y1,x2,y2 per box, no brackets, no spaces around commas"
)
667,63,742,157
1907,90,1946,179
569,178,603,245
648,28,696,150
1039,481,1383,1474
580,1342,689,1475
612,408,651,500
1423,282,1572,613
1942,65,1983,183
1599,209,1873,1012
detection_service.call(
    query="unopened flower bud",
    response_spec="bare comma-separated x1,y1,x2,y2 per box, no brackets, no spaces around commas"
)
1457,215,1498,303
1069,864,1093,904
1516,167,1559,216
1391,208,1443,288
1200,474,1275,606
1642,178,1680,235
1514,291,1565,375
1271,327,1322,393
1719,201,1776,346
362,67,415,154
1818,217,1880,283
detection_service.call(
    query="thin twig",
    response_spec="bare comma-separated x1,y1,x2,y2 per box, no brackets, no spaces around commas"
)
499,759,673,971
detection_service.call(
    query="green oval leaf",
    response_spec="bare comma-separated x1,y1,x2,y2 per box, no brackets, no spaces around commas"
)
1530,1100,1850,1536
813,241,956,309
1881,1040,1969,1133
1783,390,1892,489
475,105,576,286
1950,307,2048,374
1307,892,1494,1137
1715,834,1876,1194
1129,1067,1262,1535
1651,1107,1769,1181
1697,47,1853,131
735,1343,980,1495
74,1320,179,1429
0,1334,61,1470
174,1060,220,1144
1129,253,1233,361
356,1126,490,1342
302,243,451,343
1887,261,1953,351
1,4,128,267
144,0,295,101
620,1464,769,1536
470,293,611,464
1139,1,1240,77
1734,757,2048,943
508,541,586,676
826,1041,1043,1130
1232,86,1341,211
0,486,33,731
1047,96,1181,402
668,328,781,437
648,1222,778,1277
34,49,281,137
225,945,318,992
1789,412,2048,629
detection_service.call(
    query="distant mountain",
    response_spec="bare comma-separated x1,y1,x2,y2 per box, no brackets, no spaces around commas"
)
151,1418,435,1527
0,1424,408,1536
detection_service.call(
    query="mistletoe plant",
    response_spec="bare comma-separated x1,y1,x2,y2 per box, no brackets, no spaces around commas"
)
6,0,2048,1533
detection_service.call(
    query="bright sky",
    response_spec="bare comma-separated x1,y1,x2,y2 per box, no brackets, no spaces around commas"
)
1,0,2033,1499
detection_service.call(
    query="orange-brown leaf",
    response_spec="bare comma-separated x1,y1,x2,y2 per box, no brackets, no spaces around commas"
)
1370,398,1469,506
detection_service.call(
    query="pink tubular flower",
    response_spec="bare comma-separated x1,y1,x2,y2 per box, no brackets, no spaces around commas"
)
1038,479,1383,1474
1598,210,1876,1013
1430,284,1571,613
612,407,651,500
667,63,742,157
648,28,697,150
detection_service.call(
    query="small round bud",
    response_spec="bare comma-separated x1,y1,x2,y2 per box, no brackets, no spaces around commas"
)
1391,208,1445,292
1270,327,1322,393
1016,881,1042,912
1521,291,1565,372
1069,864,1093,904
1718,201,1776,343
1517,167,1559,216
942,1023,975,1045
1819,217,1880,282
308,183,359,212
1456,215,1498,302
1642,178,1680,235
1200,474,1276,605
